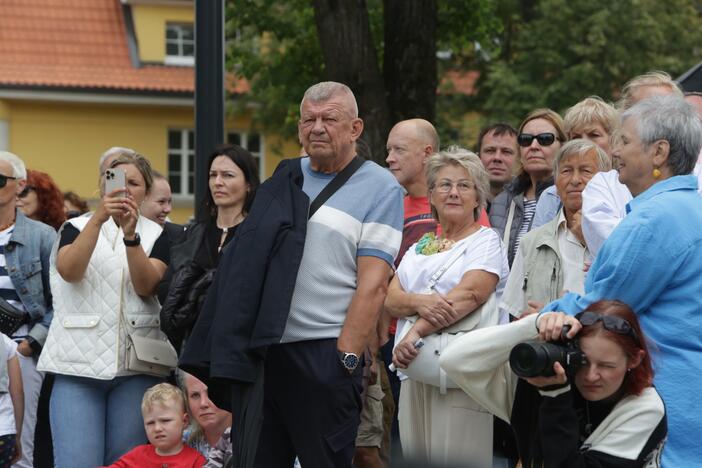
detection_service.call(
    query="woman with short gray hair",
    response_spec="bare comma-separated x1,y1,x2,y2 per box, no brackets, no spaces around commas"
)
539,94,702,466
386,147,509,465
501,139,611,319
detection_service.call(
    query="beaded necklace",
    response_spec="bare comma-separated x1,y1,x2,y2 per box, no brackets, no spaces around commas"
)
415,232,456,256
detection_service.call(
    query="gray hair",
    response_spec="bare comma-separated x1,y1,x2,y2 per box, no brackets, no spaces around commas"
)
99,146,136,175
0,151,27,179
300,82,359,118
554,139,611,174
425,145,491,221
622,95,702,176
618,71,683,110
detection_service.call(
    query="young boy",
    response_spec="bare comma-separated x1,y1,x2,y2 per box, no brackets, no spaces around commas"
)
107,383,205,467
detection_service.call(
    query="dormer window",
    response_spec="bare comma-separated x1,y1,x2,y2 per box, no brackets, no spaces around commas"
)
165,23,194,66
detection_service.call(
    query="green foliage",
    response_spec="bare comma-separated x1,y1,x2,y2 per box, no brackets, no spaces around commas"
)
478,0,702,123
227,0,702,148
225,0,324,142
226,0,497,145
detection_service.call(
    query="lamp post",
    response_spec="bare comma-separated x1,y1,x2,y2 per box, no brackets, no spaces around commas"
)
194,0,225,217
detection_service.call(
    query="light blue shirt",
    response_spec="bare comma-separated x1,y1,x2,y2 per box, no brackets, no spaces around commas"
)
531,185,561,229
541,175,702,467
281,157,403,343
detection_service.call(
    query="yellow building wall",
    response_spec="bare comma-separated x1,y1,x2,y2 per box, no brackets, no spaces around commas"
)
4,99,297,224
132,4,194,62
0,100,9,119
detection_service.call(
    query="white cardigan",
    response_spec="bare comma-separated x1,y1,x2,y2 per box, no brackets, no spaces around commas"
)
38,215,164,380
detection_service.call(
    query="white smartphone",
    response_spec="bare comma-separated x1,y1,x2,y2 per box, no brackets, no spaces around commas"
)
104,168,126,197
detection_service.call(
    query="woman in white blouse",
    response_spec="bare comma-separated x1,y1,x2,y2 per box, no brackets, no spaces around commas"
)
386,147,509,466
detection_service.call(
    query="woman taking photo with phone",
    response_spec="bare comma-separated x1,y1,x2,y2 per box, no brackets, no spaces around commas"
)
38,151,172,467
489,109,566,266
440,300,667,467
159,144,259,352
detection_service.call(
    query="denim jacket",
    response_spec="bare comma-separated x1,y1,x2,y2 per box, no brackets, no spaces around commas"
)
5,210,56,346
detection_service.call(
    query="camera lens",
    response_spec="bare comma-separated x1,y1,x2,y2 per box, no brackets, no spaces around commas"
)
509,341,565,378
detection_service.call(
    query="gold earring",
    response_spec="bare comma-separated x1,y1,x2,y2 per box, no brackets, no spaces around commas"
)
652,168,661,179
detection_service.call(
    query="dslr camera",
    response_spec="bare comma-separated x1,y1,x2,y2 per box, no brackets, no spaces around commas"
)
509,325,587,378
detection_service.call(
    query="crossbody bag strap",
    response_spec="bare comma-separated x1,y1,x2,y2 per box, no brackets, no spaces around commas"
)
308,156,364,219
426,232,478,291
503,199,516,247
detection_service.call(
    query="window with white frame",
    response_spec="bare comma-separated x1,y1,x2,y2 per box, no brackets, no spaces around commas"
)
167,130,265,196
227,131,264,179
165,23,194,66
167,129,195,195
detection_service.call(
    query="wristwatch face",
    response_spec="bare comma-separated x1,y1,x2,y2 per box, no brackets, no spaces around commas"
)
343,353,359,370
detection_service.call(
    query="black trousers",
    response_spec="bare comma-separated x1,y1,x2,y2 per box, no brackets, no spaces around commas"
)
254,339,363,468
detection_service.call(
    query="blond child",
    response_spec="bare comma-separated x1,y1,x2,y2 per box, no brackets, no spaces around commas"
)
106,383,205,468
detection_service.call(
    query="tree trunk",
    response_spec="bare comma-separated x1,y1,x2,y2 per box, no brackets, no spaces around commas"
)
383,0,437,125
312,0,391,165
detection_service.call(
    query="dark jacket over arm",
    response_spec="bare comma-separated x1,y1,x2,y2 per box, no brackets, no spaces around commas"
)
179,158,308,403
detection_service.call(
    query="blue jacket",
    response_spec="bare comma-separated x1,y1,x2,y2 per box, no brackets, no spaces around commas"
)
6,210,56,346
542,175,702,466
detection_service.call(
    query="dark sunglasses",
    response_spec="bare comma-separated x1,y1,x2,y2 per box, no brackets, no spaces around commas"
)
575,311,638,342
517,132,557,147
0,174,17,189
18,186,34,199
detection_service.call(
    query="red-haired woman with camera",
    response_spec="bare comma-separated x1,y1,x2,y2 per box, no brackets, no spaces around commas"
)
440,300,667,467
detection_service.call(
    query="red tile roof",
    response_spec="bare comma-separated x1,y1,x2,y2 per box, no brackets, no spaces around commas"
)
0,0,247,94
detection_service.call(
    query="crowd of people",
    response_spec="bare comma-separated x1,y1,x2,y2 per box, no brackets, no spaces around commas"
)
0,71,698,468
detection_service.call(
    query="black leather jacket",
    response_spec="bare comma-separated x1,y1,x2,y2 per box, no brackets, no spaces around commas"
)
159,222,211,352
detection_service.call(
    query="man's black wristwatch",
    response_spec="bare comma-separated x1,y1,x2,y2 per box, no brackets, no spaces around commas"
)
338,351,360,373
123,233,141,247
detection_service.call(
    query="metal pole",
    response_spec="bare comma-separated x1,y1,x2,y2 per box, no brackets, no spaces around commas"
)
194,0,225,218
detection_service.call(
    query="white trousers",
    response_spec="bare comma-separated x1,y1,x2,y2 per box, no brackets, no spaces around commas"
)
12,354,44,468
398,378,493,467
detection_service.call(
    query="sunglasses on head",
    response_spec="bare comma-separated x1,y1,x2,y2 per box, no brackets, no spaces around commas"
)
0,174,17,189
517,132,557,147
575,311,638,342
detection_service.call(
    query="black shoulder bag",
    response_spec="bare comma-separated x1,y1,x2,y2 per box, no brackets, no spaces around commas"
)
0,296,27,336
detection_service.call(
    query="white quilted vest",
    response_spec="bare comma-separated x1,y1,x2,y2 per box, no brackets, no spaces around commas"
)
38,215,164,380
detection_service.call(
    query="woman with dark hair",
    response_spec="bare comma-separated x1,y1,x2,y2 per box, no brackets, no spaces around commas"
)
489,109,566,266
160,144,260,351
17,170,66,230
441,300,667,467
62,191,89,219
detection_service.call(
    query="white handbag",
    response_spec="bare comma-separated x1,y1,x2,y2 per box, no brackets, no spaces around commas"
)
125,333,178,378
394,237,499,394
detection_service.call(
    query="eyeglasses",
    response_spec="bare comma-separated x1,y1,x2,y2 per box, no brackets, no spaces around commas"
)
0,174,17,188
18,186,35,199
575,311,638,342
433,180,474,194
517,132,557,147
